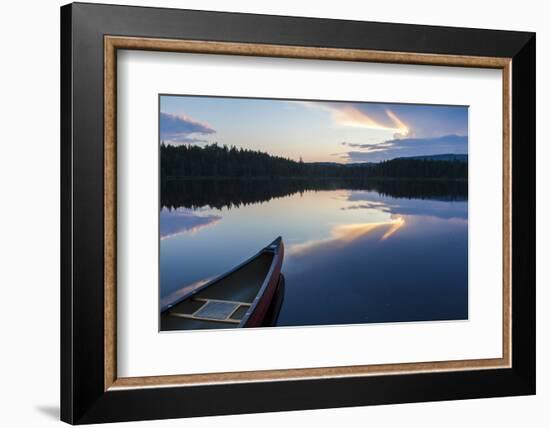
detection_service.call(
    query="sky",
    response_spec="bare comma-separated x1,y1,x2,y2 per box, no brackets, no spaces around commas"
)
160,95,468,163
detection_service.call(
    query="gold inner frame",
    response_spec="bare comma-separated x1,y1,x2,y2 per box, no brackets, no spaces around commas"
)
104,36,512,391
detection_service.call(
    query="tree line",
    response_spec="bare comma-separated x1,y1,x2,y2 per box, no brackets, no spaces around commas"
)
160,143,467,180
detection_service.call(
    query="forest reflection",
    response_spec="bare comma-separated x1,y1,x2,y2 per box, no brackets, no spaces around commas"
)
161,178,467,211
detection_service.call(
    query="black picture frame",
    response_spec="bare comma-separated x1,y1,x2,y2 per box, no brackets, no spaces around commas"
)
61,2,535,424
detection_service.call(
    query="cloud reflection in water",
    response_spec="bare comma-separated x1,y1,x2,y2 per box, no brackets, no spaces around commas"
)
289,216,405,256
160,208,221,240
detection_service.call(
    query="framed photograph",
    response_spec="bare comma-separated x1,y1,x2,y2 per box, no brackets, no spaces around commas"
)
61,2,535,424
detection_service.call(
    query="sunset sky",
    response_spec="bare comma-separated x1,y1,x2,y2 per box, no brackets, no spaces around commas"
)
160,95,468,163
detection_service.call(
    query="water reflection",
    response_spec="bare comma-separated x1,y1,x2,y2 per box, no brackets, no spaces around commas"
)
160,179,468,326
161,178,467,210
289,217,406,256
160,208,221,240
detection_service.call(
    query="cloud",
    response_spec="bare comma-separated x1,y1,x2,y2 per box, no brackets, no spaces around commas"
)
331,105,410,137
341,134,467,163
295,101,468,142
160,112,216,145
342,141,395,151
297,101,410,137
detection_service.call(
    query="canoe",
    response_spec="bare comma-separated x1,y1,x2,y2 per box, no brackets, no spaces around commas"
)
161,237,284,331
261,273,285,327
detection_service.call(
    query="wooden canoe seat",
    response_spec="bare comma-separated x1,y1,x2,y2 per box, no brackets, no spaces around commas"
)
195,301,239,320
168,297,251,324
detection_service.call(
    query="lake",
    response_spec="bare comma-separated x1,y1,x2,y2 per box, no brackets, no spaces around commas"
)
160,179,468,327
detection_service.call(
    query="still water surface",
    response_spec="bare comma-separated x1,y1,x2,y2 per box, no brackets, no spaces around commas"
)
160,179,468,326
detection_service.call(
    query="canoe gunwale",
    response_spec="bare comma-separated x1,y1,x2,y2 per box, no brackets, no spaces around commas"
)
238,239,283,327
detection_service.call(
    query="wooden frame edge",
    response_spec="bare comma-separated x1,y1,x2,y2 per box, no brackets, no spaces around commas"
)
103,35,512,391
105,36,511,68
110,357,509,390
104,36,117,390
502,61,512,368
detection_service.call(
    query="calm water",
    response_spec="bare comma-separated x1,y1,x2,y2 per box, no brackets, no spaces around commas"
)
160,179,468,326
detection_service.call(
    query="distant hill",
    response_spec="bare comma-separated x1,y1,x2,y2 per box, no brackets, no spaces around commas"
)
307,162,345,167
309,155,466,166
395,154,468,162
308,161,375,168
